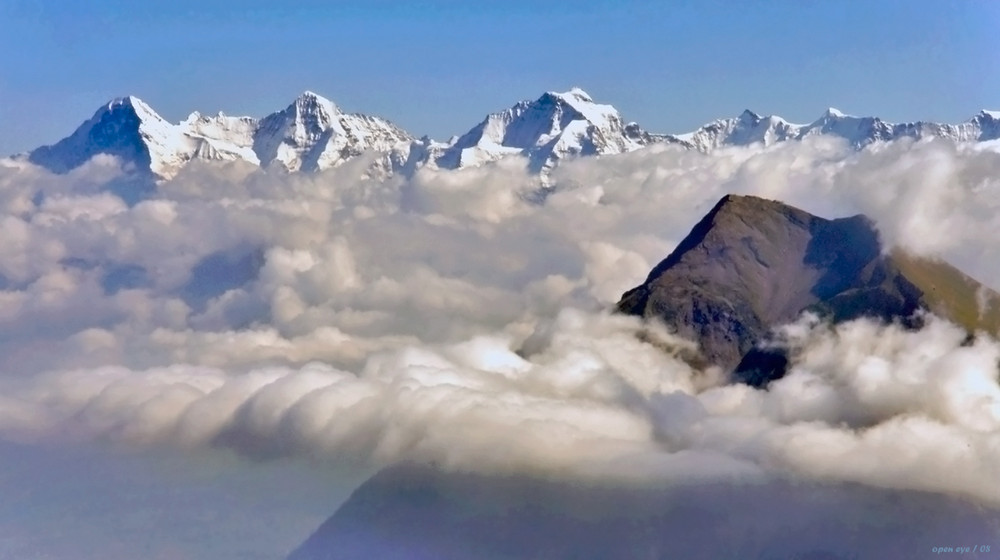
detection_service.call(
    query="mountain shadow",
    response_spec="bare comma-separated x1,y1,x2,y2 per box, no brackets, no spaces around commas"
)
288,463,998,560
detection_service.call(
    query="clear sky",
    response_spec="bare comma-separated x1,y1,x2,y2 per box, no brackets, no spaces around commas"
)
1,0,998,154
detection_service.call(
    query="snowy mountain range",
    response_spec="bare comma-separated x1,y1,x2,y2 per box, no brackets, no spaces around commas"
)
16,89,1000,179
26,92,414,179
679,107,1000,151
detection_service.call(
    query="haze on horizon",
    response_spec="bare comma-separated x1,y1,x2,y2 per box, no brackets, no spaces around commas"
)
2,0,998,155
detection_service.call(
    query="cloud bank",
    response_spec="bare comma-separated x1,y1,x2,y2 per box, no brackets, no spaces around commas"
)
1,137,1000,508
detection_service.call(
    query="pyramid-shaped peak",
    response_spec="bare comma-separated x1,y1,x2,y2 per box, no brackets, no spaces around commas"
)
822,107,847,119
616,193,926,379
685,194,861,244
739,109,761,121
107,94,146,108
707,194,811,221
538,87,601,106
101,95,162,122
533,87,619,125
716,193,781,208
290,90,339,114
298,90,324,100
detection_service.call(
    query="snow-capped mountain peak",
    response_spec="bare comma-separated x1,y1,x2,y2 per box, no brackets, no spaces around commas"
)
978,109,1000,120
27,90,414,180
105,95,164,123
28,94,182,176
821,107,847,119
965,109,1000,143
427,87,661,172
252,92,343,171
800,108,897,147
680,109,801,151
563,86,593,101
252,91,412,173
290,91,339,118
544,87,619,126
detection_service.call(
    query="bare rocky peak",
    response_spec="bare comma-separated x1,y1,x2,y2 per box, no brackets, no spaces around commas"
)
617,195,999,385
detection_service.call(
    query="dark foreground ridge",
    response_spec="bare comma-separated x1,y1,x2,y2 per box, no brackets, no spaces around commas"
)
288,464,998,560
617,194,1000,385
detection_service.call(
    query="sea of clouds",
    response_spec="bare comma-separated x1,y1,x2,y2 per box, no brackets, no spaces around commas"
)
1,136,999,551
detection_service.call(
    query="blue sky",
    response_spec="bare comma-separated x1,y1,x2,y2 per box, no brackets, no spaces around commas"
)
2,0,998,154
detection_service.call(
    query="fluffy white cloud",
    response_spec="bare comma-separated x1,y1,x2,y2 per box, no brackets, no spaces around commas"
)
1,138,1000,514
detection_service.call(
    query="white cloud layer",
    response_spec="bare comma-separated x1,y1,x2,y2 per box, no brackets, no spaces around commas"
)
1,137,1000,510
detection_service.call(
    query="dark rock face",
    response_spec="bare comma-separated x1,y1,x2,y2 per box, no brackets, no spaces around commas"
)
29,101,153,175
617,195,926,383
288,464,999,560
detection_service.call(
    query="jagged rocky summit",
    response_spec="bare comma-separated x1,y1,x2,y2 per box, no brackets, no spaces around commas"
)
617,194,1000,385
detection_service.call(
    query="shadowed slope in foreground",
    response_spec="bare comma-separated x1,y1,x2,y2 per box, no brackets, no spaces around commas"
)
288,464,998,560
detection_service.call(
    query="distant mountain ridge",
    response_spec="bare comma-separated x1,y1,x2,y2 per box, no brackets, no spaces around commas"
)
679,107,1000,151
15,89,1000,179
